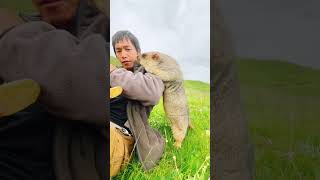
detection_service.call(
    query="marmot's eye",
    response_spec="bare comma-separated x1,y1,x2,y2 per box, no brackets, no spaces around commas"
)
142,53,147,58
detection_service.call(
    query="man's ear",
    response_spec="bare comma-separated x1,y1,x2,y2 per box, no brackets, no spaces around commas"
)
152,53,160,60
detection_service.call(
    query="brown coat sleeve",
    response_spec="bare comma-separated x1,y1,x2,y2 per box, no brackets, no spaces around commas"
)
0,21,108,126
110,68,164,106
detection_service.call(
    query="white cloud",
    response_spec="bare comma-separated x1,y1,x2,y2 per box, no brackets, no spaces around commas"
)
110,0,210,83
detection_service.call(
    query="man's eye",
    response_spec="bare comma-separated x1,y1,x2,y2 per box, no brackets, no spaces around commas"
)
126,49,131,51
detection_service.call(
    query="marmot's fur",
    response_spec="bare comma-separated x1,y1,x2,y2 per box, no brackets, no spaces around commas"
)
137,52,193,148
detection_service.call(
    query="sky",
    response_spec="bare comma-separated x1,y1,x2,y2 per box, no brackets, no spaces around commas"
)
110,0,210,83
219,0,320,69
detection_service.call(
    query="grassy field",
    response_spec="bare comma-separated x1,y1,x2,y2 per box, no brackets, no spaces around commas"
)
111,56,121,66
111,58,210,179
236,58,320,180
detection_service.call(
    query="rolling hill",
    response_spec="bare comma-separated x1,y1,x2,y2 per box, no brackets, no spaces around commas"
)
237,58,320,180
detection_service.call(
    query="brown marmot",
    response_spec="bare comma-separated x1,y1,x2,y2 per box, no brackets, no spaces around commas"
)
137,51,193,148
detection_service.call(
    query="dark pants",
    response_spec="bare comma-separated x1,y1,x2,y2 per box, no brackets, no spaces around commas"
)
0,103,56,180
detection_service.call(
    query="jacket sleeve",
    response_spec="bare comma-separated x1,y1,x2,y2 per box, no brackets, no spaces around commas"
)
0,21,108,126
110,68,164,106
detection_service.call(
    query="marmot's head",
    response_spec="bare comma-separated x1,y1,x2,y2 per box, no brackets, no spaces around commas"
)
137,51,183,81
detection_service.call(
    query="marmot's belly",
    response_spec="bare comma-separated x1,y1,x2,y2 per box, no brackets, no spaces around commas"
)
163,89,188,117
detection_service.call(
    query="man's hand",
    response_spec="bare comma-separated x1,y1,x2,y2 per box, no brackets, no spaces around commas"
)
110,64,116,73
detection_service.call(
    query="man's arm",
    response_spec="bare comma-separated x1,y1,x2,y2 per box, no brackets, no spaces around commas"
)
0,21,108,126
110,67,164,106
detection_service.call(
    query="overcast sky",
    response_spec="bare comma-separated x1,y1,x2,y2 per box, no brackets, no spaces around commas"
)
110,0,210,83
219,0,320,69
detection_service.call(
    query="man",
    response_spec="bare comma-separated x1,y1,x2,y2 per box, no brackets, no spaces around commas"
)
110,30,165,176
0,0,108,179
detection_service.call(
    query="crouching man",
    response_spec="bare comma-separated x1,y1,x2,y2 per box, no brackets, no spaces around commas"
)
110,30,165,176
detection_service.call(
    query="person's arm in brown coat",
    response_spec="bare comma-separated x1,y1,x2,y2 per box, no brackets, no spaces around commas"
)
0,21,108,126
110,68,164,106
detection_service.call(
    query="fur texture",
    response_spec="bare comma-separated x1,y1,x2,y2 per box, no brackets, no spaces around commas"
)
137,51,193,148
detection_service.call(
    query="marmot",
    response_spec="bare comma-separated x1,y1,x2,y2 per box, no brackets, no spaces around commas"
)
137,51,193,148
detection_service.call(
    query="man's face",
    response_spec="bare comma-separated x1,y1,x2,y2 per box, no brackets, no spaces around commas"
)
32,0,79,27
114,39,140,71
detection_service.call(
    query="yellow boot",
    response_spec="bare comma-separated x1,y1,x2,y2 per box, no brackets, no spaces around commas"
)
0,79,40,117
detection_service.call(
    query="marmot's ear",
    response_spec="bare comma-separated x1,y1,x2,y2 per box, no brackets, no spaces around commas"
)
152,53,160,60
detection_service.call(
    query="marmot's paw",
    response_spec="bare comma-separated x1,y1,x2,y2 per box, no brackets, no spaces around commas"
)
188,121,194,129
174,141,182,149
0,79,40,117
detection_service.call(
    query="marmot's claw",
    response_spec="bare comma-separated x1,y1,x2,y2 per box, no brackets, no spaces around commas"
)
174,141,182,149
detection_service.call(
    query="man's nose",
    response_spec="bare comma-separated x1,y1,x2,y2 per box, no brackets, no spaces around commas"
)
120,51,128,59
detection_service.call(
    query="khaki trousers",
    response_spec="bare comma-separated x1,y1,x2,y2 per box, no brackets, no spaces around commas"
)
110,124,134,177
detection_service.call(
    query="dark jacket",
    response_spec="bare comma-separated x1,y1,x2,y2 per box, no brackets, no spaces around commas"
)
0,3,108,180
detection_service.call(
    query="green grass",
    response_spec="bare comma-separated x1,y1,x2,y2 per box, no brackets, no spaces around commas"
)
110,56,121,66
236,58,320,180
111,58,210,179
